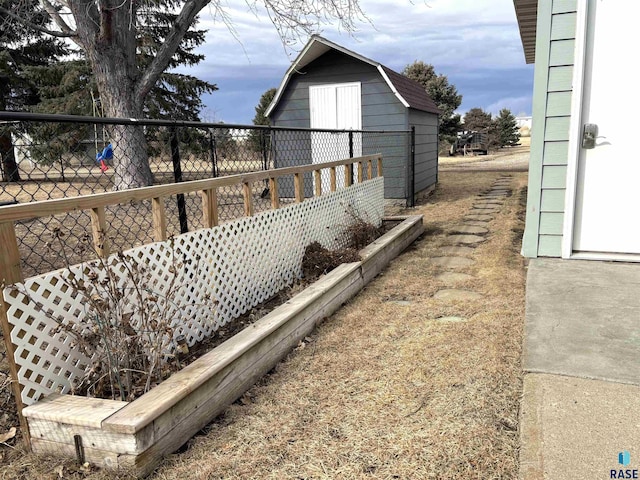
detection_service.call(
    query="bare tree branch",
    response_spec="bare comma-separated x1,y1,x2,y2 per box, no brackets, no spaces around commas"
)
0,5,77,38
40,0,76,35
134,0,209,101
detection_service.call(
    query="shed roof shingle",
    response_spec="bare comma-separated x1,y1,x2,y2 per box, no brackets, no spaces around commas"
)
381,66,440,114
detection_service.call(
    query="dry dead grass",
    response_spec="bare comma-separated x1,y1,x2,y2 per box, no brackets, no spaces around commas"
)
0,170,528,479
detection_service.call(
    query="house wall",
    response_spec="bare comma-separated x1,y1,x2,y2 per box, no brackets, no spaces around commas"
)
269,49,410,199
522,0,577,257
409,109,439,197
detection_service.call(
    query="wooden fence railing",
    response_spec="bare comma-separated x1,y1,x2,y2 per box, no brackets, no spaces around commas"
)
0,153,383,442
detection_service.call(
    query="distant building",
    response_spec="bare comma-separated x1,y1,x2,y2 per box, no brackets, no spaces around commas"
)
516,116,532,137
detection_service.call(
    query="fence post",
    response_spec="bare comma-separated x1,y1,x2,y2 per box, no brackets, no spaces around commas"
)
90,206,110,257
408,127,416,208
208,129,218,178
0,221,31,448
348,131,355,183
268,178,280,209
242,182,254,216
151,197,168,242
170,127,188,234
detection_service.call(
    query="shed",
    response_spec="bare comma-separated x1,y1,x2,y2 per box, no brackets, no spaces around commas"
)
266,35,440,204
515,0,640,261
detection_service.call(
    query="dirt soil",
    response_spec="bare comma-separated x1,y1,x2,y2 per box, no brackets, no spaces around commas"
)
1,150,529,479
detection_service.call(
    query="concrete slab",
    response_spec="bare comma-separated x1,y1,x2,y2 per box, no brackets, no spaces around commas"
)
520,374,640,480
464,220,491,227
525,258,640,384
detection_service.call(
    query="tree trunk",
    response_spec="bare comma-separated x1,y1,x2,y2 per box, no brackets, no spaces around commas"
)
70,0,154,190
0,132,21,183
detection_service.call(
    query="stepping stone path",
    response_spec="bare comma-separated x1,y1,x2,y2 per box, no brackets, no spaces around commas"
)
436,246,475,256
435,272,474,283
429,256,475,268
433,289,484,301
465,214,494,222
449,225,488,235
448,234,485,244
427,175,514,321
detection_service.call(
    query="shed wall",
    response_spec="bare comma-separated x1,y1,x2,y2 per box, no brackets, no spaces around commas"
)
523,0,577,257
408,109,439,196
270,50,410,199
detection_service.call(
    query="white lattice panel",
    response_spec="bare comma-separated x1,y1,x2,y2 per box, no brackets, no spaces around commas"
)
4,177,384,405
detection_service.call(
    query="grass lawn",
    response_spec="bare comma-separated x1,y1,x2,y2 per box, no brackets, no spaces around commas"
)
1,170,528,479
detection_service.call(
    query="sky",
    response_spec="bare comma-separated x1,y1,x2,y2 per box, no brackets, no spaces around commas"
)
177,0,534,125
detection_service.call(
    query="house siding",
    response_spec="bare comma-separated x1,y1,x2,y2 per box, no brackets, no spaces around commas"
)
522,0,577,258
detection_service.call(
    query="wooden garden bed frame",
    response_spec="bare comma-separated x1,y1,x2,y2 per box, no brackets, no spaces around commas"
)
0,154,424,476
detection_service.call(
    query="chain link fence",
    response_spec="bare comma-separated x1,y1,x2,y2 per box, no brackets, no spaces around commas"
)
0,112,410,278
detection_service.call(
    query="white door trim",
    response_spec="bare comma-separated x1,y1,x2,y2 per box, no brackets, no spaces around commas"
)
561,0,589,259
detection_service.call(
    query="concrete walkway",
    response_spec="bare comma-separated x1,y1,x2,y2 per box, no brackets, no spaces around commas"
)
521,258,640,479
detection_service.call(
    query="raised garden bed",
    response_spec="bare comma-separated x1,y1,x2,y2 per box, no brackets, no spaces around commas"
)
22,215,423,477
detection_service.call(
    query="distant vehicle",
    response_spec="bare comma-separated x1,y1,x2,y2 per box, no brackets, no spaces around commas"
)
449,131,488,156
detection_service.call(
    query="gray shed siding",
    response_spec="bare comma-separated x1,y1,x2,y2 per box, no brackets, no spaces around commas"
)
270,50,409,199
522,0,577,257
409,109,439,196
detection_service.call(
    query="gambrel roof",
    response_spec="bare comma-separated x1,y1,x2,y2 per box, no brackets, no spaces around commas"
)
266,35,440,117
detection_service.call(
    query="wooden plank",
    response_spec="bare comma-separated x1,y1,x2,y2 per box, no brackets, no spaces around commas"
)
31,437,124,469
27,417,141,454
0,222,23,285
344,164,353,187
90,206,109,258
357,162,364,183
268,178,279,209
0,290,29,447
294,173,304,203
200,188,218,228
242,182,254,216
151,197,167,242
377,157,383,177
23,393,128,427
0,154,383,224
313,170,322,196
367,159,373,180
330,167,337,192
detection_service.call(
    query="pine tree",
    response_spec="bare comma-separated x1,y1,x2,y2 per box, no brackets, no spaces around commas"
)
25,3,217,164
248,88,276,154
495,108,521,147
402,61,462,143
0,0,67,180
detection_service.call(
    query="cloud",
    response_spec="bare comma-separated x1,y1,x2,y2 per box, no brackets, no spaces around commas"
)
176,0,534,123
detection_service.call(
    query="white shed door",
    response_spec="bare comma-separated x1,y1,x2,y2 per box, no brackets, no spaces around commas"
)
309,83,362,191
573,1,640,254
